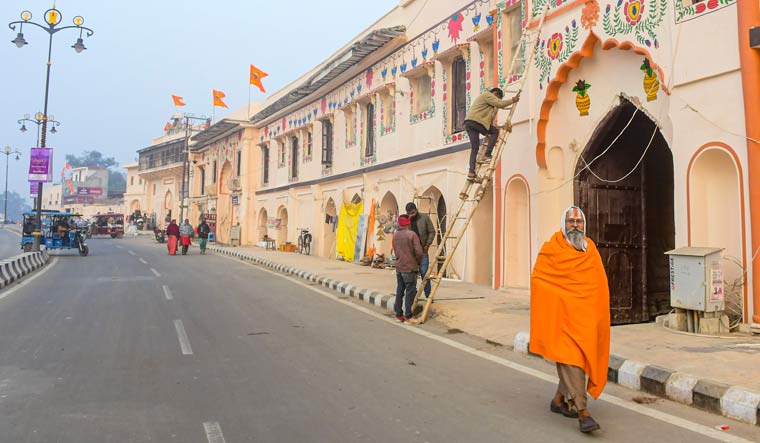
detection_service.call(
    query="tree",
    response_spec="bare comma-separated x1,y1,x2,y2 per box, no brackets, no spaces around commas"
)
1,191,32,223
65,150,125,195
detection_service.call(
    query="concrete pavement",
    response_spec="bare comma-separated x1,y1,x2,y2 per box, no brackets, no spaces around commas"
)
0,236,757,442
207,243,760,426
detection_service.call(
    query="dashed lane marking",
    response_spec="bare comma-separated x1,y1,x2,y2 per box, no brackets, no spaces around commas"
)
174,319,193,355
151,268,161,277
163,285,173,300
202,422,226,443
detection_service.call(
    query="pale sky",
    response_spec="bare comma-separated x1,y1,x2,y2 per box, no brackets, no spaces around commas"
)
1,0,400,200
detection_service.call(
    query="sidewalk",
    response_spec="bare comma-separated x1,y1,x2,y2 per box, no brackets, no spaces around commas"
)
208,244,760,426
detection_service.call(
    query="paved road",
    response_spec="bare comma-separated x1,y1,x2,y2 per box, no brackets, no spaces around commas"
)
0,226,22,260
0,237,757,443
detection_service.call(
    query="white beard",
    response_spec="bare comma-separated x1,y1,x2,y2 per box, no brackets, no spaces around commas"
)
566,228,587,252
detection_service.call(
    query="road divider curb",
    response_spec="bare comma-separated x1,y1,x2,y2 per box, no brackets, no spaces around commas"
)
0,250,50,289
207,245,760,427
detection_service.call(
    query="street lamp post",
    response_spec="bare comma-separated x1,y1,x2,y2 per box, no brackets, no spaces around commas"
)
9,7,94,251
1,147,22,224
18,112,60,147
179,114,210,224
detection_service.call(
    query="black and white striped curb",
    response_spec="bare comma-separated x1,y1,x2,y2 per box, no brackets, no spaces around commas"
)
513,332,760,426
208,246,398,310
210,245,760,426
0,250,50,288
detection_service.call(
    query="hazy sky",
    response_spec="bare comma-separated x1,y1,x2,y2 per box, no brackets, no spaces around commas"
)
1,0,399,200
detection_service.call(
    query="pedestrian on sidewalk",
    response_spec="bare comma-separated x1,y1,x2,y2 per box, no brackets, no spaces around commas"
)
529,206,609,434
179,219,194,256
392,214,423,322
405,202,435,299
197,218,210,255
464,88,520,180
166,219,180,256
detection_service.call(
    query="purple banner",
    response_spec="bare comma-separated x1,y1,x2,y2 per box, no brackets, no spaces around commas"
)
29,182,39,199
28,148,53,183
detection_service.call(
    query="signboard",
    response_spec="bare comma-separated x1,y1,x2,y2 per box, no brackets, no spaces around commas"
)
28,148,53,183
63,195,95,204
231,195,239,206
77,187,103,196
29,182,39,199
710,268,724,303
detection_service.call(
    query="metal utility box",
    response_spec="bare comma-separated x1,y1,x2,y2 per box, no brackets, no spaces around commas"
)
665,247,724,312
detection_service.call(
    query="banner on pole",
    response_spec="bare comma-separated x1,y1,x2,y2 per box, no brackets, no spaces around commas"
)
29,182,39,199
28,148,53,183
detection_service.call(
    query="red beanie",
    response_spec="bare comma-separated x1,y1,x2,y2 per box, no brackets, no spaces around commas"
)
398,215,411,227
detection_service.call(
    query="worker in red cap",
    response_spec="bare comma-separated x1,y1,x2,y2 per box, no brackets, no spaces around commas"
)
392,214,424,322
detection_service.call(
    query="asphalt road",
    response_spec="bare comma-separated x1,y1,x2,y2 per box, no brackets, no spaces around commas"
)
0,236,757,443
0,226,22,260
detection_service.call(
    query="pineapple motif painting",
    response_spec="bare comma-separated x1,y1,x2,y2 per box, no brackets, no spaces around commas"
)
640,58,659,101
573,80,591,116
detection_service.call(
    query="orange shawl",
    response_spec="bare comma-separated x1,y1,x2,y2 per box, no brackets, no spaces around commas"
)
529,231,610,398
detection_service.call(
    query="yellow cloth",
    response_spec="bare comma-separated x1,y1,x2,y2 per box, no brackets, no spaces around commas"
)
336,201,363,262
529,231,610,399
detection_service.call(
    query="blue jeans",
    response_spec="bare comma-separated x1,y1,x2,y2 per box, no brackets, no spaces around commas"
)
419,253,431,297
395,272,418,318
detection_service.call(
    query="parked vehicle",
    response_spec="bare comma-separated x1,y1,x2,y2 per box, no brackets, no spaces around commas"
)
297,228,312,255
154,226,166,243
88,213,125,239
21,211,89,256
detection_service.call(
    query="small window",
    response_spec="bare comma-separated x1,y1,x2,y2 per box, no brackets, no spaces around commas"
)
502,3,524,77
381,89,394,130
415,73,432,114
344,107,356,146
130,176,134,186
452,56,467,133
365,102,375,158
236,150,242,177
306,130,313,158
321,120,334,165
212,160,217,183
262,146,270,185
291,136,299,180
153,183,156,195
200,168,206,195
279,140,286,167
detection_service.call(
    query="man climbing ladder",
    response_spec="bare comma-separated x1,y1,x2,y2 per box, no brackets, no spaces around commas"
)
464,88,520,180
408,5,551,325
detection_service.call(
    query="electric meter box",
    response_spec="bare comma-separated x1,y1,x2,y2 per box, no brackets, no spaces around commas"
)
665,247,724,312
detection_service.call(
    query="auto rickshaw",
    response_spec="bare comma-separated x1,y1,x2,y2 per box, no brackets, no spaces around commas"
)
88,213,125,239
21,211,89,256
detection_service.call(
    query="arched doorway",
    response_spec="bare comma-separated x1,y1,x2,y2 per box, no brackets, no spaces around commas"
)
129,199,141,214
689,146,745,325
277,205,289,246
217,161,233,244
163,190,173,224
468,182,493,285
322,198,337,258
378,191,399,258
574,99,674,324
417,186,450,278
258,208,269,241
504,178,530,288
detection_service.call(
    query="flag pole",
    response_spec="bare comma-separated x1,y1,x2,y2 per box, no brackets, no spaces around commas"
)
248,82,252,121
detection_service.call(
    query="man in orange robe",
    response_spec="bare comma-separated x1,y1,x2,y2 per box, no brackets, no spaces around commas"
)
529,206,610,433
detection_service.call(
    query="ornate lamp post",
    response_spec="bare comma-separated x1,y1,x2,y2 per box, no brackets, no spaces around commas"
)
18,112,61,147
9,7,94,251
1,147,22,224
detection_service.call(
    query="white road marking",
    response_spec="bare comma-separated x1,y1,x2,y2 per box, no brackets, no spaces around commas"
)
174,320,193,355
151,268,161,277
203,422,226,443
115,245,123,249
1,229,21,238
128,250,136,256
139,258,148,264
0,258,58,301
216,253,756,443
163,285,173,300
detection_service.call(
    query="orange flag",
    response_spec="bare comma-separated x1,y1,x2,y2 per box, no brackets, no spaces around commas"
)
249,64,269,93
171,95,186,107
163,122,172,132
213,89,228,108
